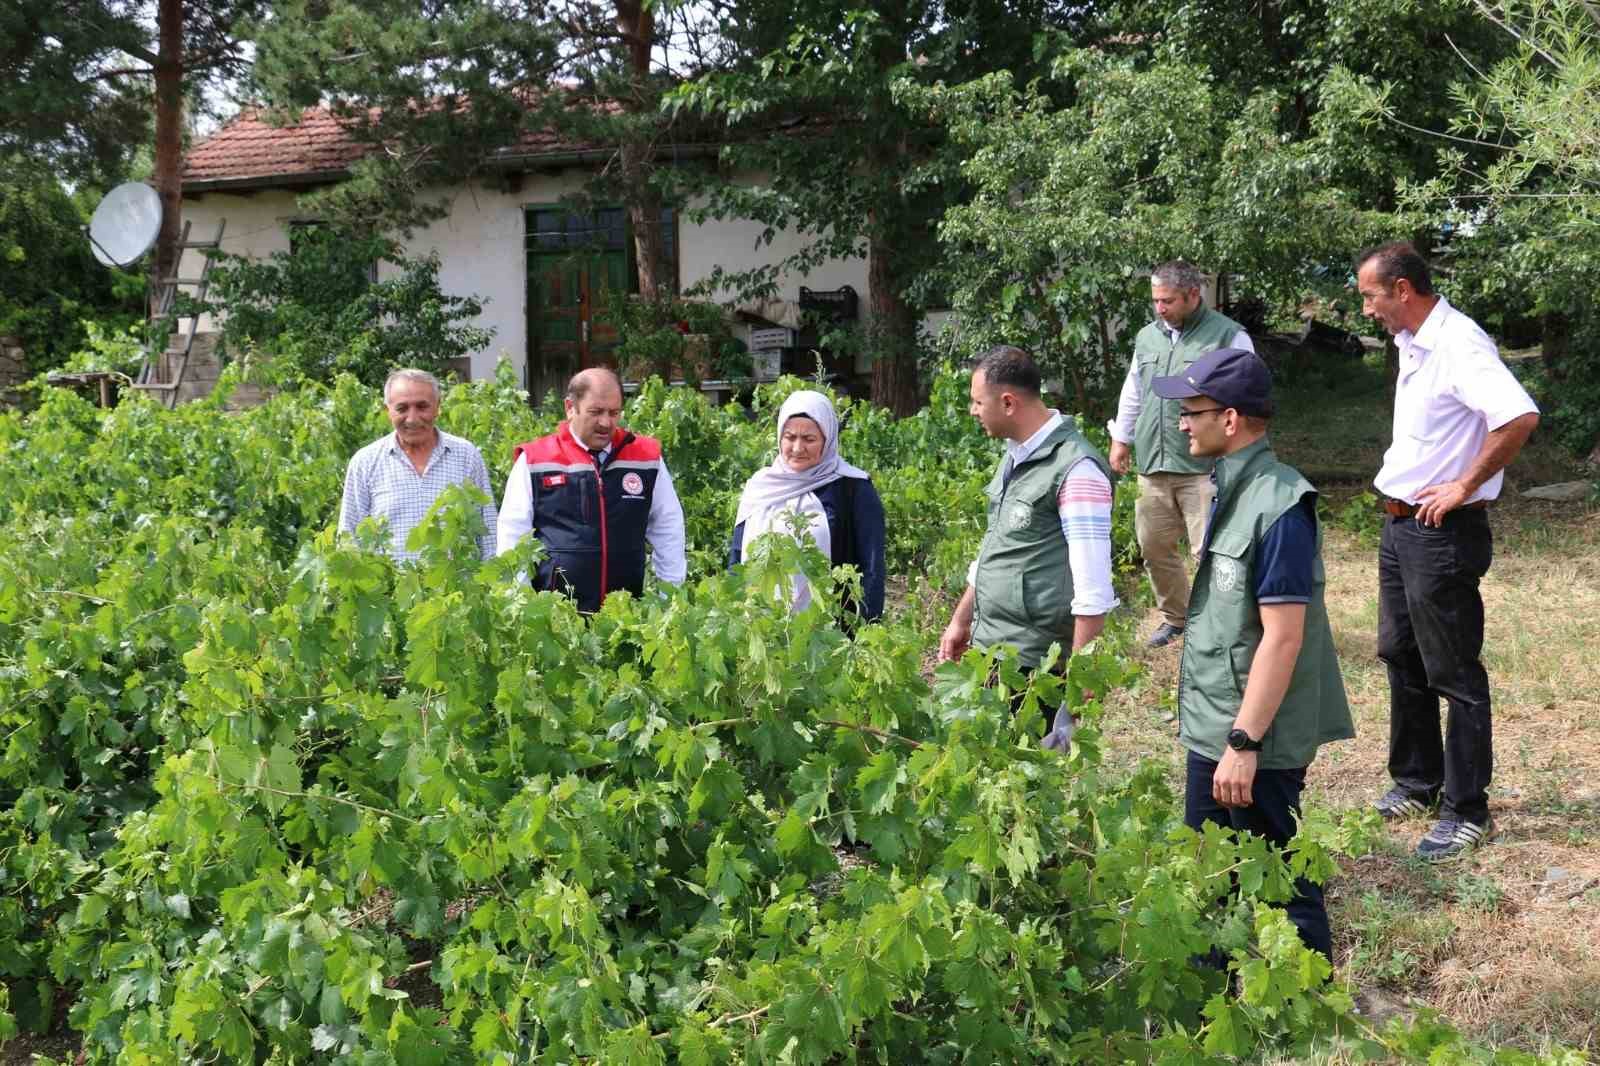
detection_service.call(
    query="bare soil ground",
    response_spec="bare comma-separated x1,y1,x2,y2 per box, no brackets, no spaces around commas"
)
1098,359,1600,1057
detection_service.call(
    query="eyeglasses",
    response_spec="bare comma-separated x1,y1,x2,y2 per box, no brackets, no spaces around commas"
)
1177,406,1228,424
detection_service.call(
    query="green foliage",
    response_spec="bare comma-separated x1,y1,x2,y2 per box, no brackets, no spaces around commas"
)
50,320,149,378
902,53,1390,416
204,228,492,387
0,368,1585,1064
607,295,750,387
1338,0,1600,456
1321,490,1384,549
1341,887,1458,989
0,161,142,371
0,3,153,185
670,2,1094,411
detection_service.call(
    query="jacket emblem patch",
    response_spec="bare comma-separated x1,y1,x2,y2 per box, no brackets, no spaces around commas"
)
1213,556,1242,592
621,472,645,496
542,474,566,488
1005,502,1033,531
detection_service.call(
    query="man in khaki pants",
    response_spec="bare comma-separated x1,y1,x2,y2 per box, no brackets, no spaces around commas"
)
1107,262,1254,647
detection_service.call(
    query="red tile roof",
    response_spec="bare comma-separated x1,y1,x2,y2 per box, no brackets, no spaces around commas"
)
182,101,648,191
183,108,376,188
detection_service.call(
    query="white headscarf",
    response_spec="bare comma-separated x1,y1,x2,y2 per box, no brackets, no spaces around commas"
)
734,391,869,612
734,390,868,526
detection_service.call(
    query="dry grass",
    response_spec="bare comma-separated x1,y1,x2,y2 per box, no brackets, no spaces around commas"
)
1097,363,1600,1055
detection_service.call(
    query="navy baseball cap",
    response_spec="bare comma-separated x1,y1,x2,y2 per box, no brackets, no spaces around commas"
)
1151,347,1274,418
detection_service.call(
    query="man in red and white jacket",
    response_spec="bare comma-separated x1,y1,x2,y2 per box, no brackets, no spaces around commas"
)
497,368,686,612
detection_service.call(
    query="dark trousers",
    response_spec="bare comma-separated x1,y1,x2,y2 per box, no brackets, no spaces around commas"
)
1184,750,1332,962
1376,511,1494,824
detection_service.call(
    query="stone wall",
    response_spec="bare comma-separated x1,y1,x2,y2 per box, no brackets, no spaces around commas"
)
149,331,221,405
0,336,27,408
140,331,268,409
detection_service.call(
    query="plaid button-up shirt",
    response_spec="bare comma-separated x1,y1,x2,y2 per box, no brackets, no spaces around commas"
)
338,429,498,561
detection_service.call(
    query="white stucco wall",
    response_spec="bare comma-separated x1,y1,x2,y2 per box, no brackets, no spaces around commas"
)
180,169,893,385
177,189,295,337
676,200,868,307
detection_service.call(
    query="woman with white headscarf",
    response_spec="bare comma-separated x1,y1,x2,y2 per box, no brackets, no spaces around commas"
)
730,390,886,621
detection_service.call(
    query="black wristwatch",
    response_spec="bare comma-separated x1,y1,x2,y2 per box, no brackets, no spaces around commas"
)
1226,728,1263,752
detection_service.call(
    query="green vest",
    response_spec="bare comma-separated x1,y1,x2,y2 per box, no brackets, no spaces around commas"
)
1177,438,1355,768
973,418,1112,669
1131,304,1244,476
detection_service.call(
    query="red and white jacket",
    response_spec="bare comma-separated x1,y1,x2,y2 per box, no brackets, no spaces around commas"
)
497,423,685,611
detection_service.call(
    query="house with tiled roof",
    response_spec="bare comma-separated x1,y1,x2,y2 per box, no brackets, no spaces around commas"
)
178,106,879,397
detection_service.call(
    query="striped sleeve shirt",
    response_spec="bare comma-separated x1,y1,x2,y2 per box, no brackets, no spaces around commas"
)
338,429,499,562
1058,456,1118,615
967,412,1120,617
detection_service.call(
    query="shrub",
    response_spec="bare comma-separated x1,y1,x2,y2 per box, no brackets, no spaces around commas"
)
203,227,492,387
0,161,143,371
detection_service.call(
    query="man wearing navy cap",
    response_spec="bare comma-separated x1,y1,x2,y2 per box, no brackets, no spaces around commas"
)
1152,348,1354,964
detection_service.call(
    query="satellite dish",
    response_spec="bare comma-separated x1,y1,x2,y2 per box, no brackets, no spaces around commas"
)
88,182,163,267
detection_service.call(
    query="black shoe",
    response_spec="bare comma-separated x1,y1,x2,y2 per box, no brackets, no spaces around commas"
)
1373,786,1435,822
1147,622,1185,648
1416,817,1492,862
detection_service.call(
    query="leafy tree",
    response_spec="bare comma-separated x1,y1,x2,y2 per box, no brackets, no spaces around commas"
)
0,0,262,320
672,1,1088,416
0,159,144,372
203,227,492,386
0,1,151,187
905,56,1385,414
1091,0,1513,210
894,0,1517,416
1343,0,1600,456
249,0,733,303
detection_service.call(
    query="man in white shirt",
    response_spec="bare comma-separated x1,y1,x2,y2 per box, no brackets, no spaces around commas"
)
939,346,1119,747
1357,241,1539,861
339,368,498,562
1107,261,1254,648
497,367,686,612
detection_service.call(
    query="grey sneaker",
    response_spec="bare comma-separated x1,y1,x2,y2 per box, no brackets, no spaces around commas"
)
1374,786,1436,822
1146,622,1185,648
1416,817,1491,862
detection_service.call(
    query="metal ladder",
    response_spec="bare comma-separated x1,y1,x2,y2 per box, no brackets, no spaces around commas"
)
133,217,226,408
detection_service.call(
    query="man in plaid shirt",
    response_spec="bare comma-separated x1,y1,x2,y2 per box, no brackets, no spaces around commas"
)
338,368,498,561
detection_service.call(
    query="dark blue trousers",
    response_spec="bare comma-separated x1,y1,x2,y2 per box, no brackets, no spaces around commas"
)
1377,510,1494,825
1184,750,1332,962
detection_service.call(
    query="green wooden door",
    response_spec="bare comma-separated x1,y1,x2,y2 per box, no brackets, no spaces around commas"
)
525,206,677,401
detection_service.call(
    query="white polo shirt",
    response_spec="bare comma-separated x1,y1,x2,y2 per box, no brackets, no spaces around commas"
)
1374,297,1538,505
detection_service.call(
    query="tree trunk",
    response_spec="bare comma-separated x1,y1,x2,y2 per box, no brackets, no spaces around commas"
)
615,0,665,304
860,0,922,416
624,140,665,303
1095,298,1116,380
866,227,921,416
150,0,183,326
1541,310,1570,381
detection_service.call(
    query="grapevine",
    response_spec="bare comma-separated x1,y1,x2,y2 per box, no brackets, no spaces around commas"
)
0,368,1583,1065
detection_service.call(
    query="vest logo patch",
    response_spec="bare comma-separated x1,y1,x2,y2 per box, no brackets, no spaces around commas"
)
1006,502,1033,531
621,472,645,497
542,474,567,488
1213,556,1242,592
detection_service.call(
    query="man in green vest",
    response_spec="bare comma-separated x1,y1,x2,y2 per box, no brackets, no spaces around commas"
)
1107,261,1254,648
1151,347,1355,963
939,346,1118,746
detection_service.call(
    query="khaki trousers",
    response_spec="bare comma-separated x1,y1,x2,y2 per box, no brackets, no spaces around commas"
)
1135,472,1216,627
